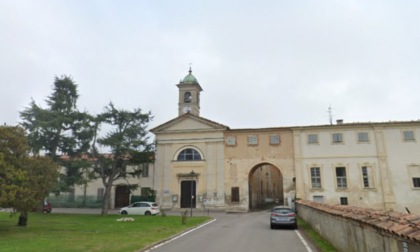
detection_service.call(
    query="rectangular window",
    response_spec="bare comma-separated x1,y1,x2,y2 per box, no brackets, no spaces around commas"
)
226,136,236,146
97,188,104,201
142,163,149,177
308,134,318,144
358,132,369,142
332,133,343,143
231,187,240,202
408,165,420,189
270,135,280,145
310,167,322,189
313,196,324,203
248,135,258,145
340,197,348,205
336,167,347,188
413,178,420,188
362,166,374,188
403,130,415,141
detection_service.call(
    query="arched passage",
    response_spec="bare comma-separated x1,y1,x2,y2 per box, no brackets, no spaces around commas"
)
248,163,283,210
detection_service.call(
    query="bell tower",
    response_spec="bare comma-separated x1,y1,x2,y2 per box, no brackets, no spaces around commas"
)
177,68,203,116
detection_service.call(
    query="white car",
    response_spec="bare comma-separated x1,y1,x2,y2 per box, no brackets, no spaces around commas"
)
119,201,160,215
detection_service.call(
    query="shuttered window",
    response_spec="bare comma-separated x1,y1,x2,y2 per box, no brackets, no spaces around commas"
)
231,187,240,202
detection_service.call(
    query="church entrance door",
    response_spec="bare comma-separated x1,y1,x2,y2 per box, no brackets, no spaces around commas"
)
180,180,196,208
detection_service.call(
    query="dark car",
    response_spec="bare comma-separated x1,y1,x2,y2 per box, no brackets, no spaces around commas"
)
270,206,297,229
43,200,52,213
32,199,52,213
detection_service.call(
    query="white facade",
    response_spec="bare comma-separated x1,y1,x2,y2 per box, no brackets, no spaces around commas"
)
151,114,227,210
53,164,156,209
383,125,420,213
74,169,155,207
293,122,420,214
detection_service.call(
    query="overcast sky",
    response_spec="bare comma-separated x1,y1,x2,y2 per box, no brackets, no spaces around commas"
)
1,1,420,131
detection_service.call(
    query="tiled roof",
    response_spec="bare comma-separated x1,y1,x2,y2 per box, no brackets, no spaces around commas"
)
223,120,420,132
297,200,420,243
290,120,420,130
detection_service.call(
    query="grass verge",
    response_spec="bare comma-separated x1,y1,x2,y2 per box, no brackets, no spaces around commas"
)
0,212,210,252
298,216,337,252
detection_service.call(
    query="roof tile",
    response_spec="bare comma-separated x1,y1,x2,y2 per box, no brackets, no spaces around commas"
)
297,200,420,244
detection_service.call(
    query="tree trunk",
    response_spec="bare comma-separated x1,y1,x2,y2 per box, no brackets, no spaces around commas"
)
101,183,113,215
82,179,87,207
17,212,28,227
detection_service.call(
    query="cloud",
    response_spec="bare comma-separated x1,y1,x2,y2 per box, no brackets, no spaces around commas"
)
1,0,419,129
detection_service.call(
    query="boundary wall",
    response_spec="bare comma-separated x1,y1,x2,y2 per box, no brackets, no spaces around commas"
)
297,200,420,252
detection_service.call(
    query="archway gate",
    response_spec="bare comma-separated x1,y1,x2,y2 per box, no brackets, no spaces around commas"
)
248,163,283,210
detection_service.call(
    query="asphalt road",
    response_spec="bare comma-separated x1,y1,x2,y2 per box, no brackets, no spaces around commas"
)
145,211,315,252
51,208,316,252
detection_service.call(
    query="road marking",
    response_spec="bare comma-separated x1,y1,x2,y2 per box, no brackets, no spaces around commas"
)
143,218,217,252
295,230,313,252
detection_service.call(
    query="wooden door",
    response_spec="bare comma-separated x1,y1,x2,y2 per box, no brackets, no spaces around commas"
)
115,185,130,208
180,181,196,208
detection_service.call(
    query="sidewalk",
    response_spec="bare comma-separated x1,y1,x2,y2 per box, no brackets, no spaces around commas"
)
52,208,119,215
52,207,227,217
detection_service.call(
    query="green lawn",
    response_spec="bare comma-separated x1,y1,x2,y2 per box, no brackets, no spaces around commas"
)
0,212,211,252
297,217,337,252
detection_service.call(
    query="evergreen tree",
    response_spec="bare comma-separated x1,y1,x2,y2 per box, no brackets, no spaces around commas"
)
20,75,96,193
92,103,153,215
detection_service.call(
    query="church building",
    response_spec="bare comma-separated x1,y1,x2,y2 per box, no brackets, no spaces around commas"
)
151,69,420,214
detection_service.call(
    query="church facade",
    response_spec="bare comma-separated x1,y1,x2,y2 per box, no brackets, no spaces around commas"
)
151,69,420,214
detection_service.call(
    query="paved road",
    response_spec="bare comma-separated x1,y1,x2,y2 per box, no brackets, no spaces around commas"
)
51,208,315,252
145,211,315,252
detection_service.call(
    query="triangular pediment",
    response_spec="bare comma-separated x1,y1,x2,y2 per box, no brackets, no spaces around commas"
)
151,114,229,134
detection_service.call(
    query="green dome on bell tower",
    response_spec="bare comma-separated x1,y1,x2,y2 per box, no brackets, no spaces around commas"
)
180,67,199,84
176,67,203,117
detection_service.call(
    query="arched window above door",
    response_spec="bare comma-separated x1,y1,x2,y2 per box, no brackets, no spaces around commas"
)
177,148,202,161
